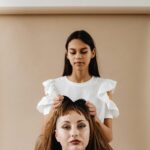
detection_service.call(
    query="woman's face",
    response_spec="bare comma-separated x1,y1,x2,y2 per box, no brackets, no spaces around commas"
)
55,111,90,150
67,39,95,72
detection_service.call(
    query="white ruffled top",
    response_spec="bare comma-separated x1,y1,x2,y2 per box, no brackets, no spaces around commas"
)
37,76,119,123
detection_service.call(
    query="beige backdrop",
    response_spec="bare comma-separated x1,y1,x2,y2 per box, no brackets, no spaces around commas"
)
0,14,150,150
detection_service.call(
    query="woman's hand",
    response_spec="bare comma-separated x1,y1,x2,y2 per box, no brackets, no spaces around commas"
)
86,101,97,116
52,95,64,109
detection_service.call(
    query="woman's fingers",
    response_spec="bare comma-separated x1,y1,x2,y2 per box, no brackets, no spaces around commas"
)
58,95,64,100
88,107,96,112
86,101,97,116
52,95,64,109
53,97,97,115
89,112,96,116
52,101,62,109
55,95,64,101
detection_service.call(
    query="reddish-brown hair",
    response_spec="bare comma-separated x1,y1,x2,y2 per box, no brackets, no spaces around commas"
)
35,96,113,150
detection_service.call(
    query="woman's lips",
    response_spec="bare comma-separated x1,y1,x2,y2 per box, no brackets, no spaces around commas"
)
70,140,81,145
74,62,84,65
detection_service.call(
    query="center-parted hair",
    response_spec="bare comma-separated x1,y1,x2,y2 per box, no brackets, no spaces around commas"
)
35,96,112,150
62,30,100,77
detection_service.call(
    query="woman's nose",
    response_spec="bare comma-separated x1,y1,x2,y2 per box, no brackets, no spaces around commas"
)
75,53,82,59
70,127,79,137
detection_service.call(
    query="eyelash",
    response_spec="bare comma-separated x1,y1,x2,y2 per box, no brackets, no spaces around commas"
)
62,124,86,130
62,126,71,130
78,124,86,129
70,51,87,55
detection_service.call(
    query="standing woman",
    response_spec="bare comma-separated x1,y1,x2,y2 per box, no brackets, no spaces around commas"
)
37,30,119,142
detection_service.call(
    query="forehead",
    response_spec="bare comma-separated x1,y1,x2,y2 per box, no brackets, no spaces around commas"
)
68,39,89,49
56,111,87,124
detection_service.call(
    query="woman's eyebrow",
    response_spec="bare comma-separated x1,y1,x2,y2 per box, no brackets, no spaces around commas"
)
69,47,88,51
77,120,85,123
61,120,85,123
68,48,76,51
62,121,70,124
80,47,88,50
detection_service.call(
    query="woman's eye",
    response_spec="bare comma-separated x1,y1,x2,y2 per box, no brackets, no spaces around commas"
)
69,51,87,55
70,52,76,55
62,125,71,130
78,124,86,129
81,51,87,54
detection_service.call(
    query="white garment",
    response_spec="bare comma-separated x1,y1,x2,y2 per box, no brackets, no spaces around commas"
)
37,76,119,123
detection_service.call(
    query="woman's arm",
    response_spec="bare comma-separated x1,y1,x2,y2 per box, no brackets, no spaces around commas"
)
95,116,113,143
40,96,64,134
86,90,113,143
95,91,113,142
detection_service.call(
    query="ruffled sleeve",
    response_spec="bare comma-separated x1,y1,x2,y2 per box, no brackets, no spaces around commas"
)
97,79,119,118
36,79,59,115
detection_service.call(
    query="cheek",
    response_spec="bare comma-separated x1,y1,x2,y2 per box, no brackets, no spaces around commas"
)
84,128,90,139
67,55,74,64
84,55,92,63
56,129,69,143
81,128,90,146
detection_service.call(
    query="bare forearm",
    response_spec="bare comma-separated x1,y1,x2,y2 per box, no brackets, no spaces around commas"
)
95,116,113,143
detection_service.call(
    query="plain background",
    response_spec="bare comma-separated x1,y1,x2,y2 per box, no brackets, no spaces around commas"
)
0,14,150,150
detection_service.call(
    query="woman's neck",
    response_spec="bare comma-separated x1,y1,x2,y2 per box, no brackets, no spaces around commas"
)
67,70,92,83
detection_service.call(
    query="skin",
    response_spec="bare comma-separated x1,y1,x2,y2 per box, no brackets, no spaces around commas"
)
66,39,113,142
55,111,90,150
43,39,113,142
66,39,95,83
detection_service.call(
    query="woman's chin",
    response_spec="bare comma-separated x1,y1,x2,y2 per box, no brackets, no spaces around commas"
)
67,144,84,150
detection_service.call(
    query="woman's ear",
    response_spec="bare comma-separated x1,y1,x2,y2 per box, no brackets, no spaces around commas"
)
91,48,96,58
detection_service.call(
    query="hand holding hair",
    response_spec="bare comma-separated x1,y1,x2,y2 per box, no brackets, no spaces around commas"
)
52,95,64,109
86,101,97,116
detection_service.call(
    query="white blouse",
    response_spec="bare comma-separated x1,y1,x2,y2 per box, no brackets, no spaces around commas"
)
37,76,119,123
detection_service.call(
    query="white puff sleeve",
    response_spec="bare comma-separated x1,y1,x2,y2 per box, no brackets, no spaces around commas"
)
97,79,119,119
36,79,59,115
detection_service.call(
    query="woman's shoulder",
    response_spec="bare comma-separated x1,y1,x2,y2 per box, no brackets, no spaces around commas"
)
94,76,117,94
42,76,66,87
96,77,119,118
93,76,116,82
41,76,65,95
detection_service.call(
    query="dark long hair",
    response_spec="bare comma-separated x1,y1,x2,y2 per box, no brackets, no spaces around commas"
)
35,96,112,150
62,30,100,77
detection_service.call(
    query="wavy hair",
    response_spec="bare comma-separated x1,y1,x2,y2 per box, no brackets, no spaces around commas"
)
35,96,112,150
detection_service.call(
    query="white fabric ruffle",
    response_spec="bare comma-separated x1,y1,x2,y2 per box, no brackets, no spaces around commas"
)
37,78,119,118
42,79,58,97
97,79,119,118
36,79,58,115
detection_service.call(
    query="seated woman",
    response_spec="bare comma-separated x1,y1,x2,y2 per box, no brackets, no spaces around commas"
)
35,96,113,150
